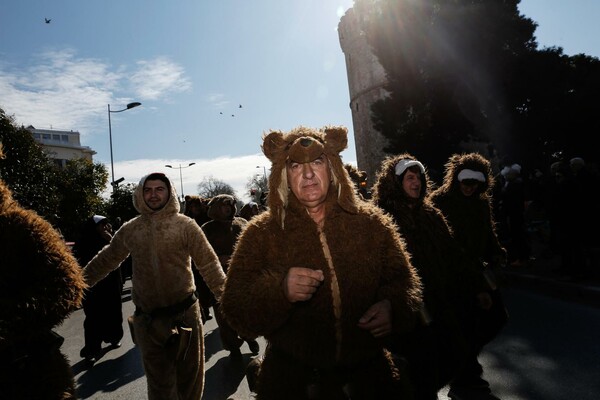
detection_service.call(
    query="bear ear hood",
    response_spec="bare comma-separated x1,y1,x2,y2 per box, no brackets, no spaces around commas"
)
133,173,180,215
440,152,494,196
207,194,237,221
261,125,359,228
372,153,431,209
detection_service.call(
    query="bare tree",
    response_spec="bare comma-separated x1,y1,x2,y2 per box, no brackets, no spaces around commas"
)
196,175,236,198
246,173,268,203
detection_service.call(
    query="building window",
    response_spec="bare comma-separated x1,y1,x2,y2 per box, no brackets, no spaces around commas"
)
33,133,41,139
42,133,51,140
52,134,61,141
61,135,69,142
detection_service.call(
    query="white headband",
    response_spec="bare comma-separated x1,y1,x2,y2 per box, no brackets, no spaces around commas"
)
457,169,485,182
93,215,107,224
395,159,425,176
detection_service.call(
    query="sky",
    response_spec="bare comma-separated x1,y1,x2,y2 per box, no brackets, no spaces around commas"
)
1,0,599,202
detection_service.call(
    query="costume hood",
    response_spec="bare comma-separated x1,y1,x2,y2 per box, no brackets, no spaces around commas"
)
261,125,359,228
207,194,237,221
372,153,433,211
437,152,494,199
133,173,180,215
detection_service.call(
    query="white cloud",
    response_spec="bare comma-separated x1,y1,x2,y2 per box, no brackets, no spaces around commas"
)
130,57,191,100
0,50,190,132
0,49,118,132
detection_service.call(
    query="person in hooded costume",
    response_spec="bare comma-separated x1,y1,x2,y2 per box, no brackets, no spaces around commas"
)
82,172,226,400
429,153,508,400
201,194,260,356
220,126,423,399
0,143,86,399
372,154,491,400
73,215,124,363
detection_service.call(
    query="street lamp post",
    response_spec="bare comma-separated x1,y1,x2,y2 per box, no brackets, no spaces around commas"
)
108,102,141,193
165,163,196,201
256,165,267,181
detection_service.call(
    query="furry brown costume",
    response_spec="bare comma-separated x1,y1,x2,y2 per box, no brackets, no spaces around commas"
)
0,145,86,399
201,194,259,355
429,152,508,399
343,163,370,200
83,173,226,400
221,126,422,399
372,153,486,399
184,194,216,322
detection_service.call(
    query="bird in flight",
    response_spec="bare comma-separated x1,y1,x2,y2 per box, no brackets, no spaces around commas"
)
239,104,243,108
45,18,51,23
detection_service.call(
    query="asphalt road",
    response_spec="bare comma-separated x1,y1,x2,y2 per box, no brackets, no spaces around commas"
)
57,283,600,399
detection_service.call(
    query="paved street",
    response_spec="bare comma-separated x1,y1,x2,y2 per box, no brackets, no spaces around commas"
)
57,282,266,399
57,280,600,399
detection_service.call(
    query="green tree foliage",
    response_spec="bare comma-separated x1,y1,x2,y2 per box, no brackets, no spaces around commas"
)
55,158,108,240
360,0,600,171
1,108,113,240
0,108,60,219
197,176,236,199
105,183,138,226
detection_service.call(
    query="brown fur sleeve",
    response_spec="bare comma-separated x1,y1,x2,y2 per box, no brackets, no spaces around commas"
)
221,218,294,339
188,221,226,301
370,210,423,333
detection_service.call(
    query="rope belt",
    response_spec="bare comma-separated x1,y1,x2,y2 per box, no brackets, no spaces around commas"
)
135,292,197,318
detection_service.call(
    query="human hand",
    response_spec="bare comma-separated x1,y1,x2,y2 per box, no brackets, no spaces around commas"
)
282,267,324,303
99,229,112,242
357,299,392,338
477,292,493,310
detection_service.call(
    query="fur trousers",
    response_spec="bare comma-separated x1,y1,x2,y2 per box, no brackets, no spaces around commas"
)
132,301,204,400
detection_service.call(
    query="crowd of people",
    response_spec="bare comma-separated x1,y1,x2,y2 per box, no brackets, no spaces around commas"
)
3,129,597,399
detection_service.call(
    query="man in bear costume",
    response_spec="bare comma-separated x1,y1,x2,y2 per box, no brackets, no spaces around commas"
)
221,126,423,399
0,143,86,399
201,194,260,356
83,172,226,400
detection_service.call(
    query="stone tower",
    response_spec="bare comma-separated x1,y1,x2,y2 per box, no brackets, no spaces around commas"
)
338,3,389,184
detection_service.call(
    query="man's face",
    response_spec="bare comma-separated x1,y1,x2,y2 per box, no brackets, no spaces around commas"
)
287,154,331,208
402,169,422,199
143,179,170,210
459,180,479,197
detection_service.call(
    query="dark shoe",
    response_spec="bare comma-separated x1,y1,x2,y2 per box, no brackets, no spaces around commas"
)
247,339,260,355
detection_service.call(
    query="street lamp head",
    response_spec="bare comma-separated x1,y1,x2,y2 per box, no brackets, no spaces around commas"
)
127,102,142,109
165,165,173,168
189,162,196,167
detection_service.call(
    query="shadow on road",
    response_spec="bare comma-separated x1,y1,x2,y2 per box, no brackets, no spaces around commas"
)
74,347,145,398
204,352,253,400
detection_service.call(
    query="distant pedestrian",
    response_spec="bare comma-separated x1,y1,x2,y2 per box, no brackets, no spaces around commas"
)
184,194,216,322
239,201,260,221
82,173,226,400
73,215,124,363
499,164,530,267
201,194,260,357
